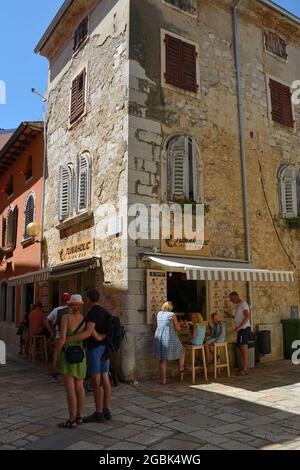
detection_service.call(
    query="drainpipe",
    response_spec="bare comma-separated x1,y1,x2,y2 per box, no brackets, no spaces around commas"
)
233,0,253,317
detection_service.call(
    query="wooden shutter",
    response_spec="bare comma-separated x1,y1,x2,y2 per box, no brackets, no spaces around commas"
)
165,34,197,93
270,79,294,128
2,217,7,247
12,207,18,250
24,194,35,238
182,42,197,93
165,35,182,88
77,155,90,212
59,166,72,221
70,70,86,124
191,138,199,202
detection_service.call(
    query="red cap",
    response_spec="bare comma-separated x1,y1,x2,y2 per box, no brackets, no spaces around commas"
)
61,293,71,302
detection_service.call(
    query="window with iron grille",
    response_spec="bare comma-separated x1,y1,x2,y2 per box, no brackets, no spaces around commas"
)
76,153,91,213
265,31,288,60
58,164,74,221
25,156,33,180
278,166,300,218
74,17,89,51
23,193,35,239
164,0,197,15
167,135,199,202
7,175,13,197
70,69,86,124
269,78,294,128
165,34,198,93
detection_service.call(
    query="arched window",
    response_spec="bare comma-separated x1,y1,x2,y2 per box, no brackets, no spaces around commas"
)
59,164,74,221
23,193,35,239
167,135,199,202
76,153,91,213
278,165,299,218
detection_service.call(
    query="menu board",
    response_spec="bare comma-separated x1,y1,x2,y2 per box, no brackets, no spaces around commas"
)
147,270,167,324
210,280,233,319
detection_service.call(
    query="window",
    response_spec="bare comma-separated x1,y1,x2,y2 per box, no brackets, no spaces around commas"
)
23,193,35,239
164,0,197,15
25,156,33,180
70,69,86,124
7,175,13,197
269,79,294,128
167,135,199,202
278,165,300,218
77,153,91,213
164,34,198,93
265,31,288,60
58,164,74,221
6,206,18,250
74,17,89,51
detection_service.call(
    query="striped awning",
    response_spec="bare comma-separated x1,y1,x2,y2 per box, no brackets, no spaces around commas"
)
8,269,50,287
146,255,294,283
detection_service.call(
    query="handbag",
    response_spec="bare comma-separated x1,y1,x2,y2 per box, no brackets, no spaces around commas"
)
64,319,86,364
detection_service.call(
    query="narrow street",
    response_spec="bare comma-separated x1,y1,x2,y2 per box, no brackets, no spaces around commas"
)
1,352,300,451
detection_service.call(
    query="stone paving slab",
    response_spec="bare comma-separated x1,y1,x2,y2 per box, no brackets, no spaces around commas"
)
0,354,300,450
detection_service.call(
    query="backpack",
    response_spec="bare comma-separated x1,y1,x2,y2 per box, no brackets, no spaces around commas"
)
55,307,70,331
105,312,126,358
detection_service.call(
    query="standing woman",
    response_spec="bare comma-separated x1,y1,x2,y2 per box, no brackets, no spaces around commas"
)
53,294,86,429
153,301,185,385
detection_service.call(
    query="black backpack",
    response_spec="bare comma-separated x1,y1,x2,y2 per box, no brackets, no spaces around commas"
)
105,312,126,357
56,307,70,331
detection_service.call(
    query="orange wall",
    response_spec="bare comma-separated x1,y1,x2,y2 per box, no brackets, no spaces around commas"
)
0,133,44,280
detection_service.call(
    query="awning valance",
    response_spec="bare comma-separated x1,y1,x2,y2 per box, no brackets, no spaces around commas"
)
50,256,101,279
146,255,294,283
8,269,50,287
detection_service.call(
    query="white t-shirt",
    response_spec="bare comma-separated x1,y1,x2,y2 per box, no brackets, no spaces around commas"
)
234,300,251,329
47,306,66,324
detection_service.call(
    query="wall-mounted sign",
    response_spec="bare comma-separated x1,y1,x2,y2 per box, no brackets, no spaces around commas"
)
147,270,167,325
58,239,94,264
161,233,210,256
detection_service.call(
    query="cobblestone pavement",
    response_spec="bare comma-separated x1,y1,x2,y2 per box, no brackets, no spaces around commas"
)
1,353,300,450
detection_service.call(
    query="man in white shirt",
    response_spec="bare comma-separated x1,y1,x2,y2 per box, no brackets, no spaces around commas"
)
46,293,71,338
229,291,251,376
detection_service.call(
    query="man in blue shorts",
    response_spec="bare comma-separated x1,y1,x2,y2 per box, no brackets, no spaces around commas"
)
229,292,251,376
66,288,112,423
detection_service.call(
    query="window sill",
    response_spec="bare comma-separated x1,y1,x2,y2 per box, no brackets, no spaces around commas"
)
69,110,87,129
1,246,14,256
56,210,94,231
21,237,35,248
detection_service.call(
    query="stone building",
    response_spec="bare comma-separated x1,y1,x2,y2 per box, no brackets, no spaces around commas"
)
36,0,300,380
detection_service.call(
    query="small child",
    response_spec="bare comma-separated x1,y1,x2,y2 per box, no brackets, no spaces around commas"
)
187,313,206,346
205,313,224,362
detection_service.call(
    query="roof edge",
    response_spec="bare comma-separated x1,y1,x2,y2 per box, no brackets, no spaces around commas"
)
34,0,74,54
257,0,300,26
0,122,44,162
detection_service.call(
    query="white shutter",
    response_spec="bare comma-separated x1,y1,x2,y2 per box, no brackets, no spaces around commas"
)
280,166,297,218
168,136,187,201
77,154,90,213
59,166,72,221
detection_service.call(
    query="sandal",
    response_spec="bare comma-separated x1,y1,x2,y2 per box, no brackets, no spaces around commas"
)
58,420,77,429
236,369,247,376
76,416,83,425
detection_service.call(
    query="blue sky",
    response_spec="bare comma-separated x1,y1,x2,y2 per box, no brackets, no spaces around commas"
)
0,0,300,129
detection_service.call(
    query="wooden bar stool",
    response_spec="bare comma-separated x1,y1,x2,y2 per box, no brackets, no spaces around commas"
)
28,335,48,363
214,342,230,379
185,344,208,383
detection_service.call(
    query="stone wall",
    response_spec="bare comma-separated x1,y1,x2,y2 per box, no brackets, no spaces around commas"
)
126,0,300,377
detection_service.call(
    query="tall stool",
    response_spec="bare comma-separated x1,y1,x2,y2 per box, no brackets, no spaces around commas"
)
185,344,208,383
214,342,230,379
29,335,48,363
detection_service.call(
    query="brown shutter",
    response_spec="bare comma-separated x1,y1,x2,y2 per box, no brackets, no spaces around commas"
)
182,42,197,93
165,34,197,93
270,79,294,128
165,34,182,88
2,217,7,247
70,69,86,124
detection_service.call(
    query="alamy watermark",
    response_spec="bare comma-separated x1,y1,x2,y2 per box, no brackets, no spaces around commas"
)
0,80,6,105
0,341,6,365
292,340,300,366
